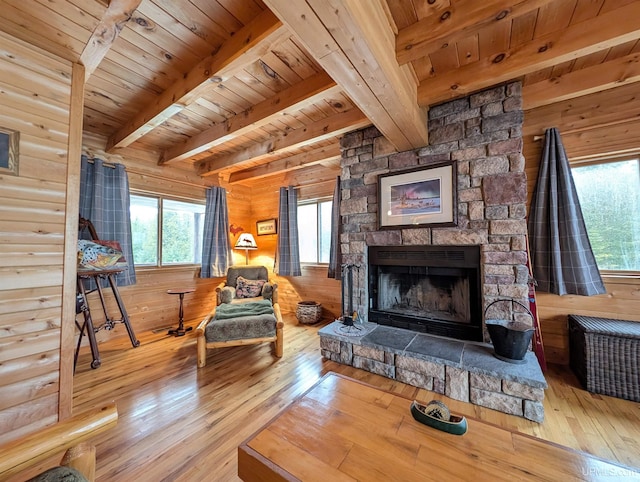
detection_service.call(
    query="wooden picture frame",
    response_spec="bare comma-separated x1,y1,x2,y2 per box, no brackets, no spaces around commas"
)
256,218,277,236
0,127,19,176
378,161,457,229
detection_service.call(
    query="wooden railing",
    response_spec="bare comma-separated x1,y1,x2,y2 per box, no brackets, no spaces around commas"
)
0,402,117,481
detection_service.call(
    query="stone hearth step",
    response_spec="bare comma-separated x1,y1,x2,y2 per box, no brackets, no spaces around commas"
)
319,321,547,422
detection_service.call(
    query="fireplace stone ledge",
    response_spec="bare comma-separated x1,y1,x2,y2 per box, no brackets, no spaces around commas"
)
319,321,547,422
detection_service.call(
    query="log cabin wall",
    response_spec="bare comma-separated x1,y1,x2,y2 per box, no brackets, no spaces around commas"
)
240,164,342,319
0,31,74,443
523,83,640,365
78,134,253,341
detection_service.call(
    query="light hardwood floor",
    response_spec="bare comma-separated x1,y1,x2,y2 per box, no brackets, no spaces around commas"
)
73,315,640,481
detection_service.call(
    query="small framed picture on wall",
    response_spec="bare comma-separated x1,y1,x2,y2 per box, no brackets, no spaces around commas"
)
256,218,277,235
0,127,19,176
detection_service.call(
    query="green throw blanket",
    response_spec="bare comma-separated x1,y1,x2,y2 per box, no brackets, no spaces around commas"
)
215,299,274,320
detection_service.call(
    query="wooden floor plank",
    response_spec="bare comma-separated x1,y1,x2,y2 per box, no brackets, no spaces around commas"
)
72,315,640,481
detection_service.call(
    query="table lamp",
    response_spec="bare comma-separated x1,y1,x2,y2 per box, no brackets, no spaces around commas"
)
234,233,258,265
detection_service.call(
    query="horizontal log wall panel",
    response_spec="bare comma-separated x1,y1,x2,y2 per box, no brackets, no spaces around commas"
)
0,306,61,337
0,245,63,268
523,83,640,365
241,168,342,319
0,198,65,223
15,156,69,184
0,107,70,147
0,393,58,445
558,119,640,159
0,286,61,313
0,266,63,290
75,135,233,341
523,82,640,136
0,330,61,364
0,371,59,412
0,83,70,122
79,269,221,342
0,31,72,442
0,350,59,386
0,221,64,246
1,177,66,203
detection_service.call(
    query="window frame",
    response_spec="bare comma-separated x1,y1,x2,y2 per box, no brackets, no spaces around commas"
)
297,196,333,266
570,155,640,280
129,190,206,270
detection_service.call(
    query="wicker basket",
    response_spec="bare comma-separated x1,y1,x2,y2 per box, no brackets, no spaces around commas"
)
296,301,322,324
569,314,640,402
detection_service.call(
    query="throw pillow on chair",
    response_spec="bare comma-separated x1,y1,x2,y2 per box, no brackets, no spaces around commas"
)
235,276,266,299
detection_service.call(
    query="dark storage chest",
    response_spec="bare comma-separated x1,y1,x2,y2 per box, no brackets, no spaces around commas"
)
568,314,640,402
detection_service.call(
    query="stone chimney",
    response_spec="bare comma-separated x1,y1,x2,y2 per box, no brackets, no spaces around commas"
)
339,81,530,339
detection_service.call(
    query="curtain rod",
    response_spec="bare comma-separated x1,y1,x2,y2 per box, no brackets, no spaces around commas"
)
84,158,209,190
533,118,637,141
272,178,335,192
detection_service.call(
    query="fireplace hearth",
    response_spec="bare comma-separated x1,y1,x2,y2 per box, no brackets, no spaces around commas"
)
368,245,483,342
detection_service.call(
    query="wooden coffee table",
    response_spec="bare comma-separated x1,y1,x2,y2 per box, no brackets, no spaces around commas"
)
238,373,640,481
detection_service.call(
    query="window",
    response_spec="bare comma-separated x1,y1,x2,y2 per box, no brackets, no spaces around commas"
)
298,199,332,264
572,159,640,272
130,194,205,266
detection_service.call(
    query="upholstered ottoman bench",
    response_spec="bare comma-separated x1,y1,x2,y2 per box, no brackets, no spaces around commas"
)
196,299,283,368
569,314,640,402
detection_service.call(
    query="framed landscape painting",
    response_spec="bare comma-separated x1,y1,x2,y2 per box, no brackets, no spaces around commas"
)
378,161,457,229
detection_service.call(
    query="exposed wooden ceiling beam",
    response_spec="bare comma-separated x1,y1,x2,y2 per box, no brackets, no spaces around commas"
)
417,2,640,107
264,0,428,152
106,10,286,151
396,0,555,66
523,52,640,110
197,108,369,177
80,0,142,82
160,71,339,165
228,143,341,183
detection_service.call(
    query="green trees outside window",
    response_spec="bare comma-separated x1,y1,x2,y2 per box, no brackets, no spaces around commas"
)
130,194,205,267
572,159,640,272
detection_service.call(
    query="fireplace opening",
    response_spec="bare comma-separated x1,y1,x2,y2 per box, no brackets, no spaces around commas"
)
368,245,483,342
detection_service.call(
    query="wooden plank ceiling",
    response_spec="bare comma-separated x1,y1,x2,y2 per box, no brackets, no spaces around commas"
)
1,0,639,185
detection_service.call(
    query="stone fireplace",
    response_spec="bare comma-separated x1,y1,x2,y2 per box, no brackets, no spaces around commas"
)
323,81,547,422
339,81,530,339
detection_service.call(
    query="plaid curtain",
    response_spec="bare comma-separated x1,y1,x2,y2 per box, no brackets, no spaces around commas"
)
275,186,301,276
528,128,605,296
327,176,342,279
79,156,136,286
201,186,232,277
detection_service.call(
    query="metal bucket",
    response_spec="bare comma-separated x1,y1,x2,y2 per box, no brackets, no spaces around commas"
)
485,299,535,364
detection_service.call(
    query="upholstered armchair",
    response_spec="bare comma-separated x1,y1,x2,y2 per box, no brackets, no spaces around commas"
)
198,265,282,368
216,265,278,305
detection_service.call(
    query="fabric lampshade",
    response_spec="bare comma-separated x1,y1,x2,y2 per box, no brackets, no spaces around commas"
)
234,233,257,264
234,233,257,250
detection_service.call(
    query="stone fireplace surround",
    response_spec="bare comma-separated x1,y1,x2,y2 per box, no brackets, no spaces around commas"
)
325,81,547,421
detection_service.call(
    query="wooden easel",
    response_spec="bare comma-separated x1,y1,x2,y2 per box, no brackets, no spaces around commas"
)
75,218,140,370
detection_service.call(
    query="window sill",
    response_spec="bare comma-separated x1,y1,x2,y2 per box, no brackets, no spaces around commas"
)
601,273,640,285
134,265,201,273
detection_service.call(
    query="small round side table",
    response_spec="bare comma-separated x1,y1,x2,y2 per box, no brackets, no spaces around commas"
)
167,288,196,336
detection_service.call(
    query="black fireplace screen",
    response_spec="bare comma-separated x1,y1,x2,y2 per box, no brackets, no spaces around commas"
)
376,266,470,323
368,245,482,341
